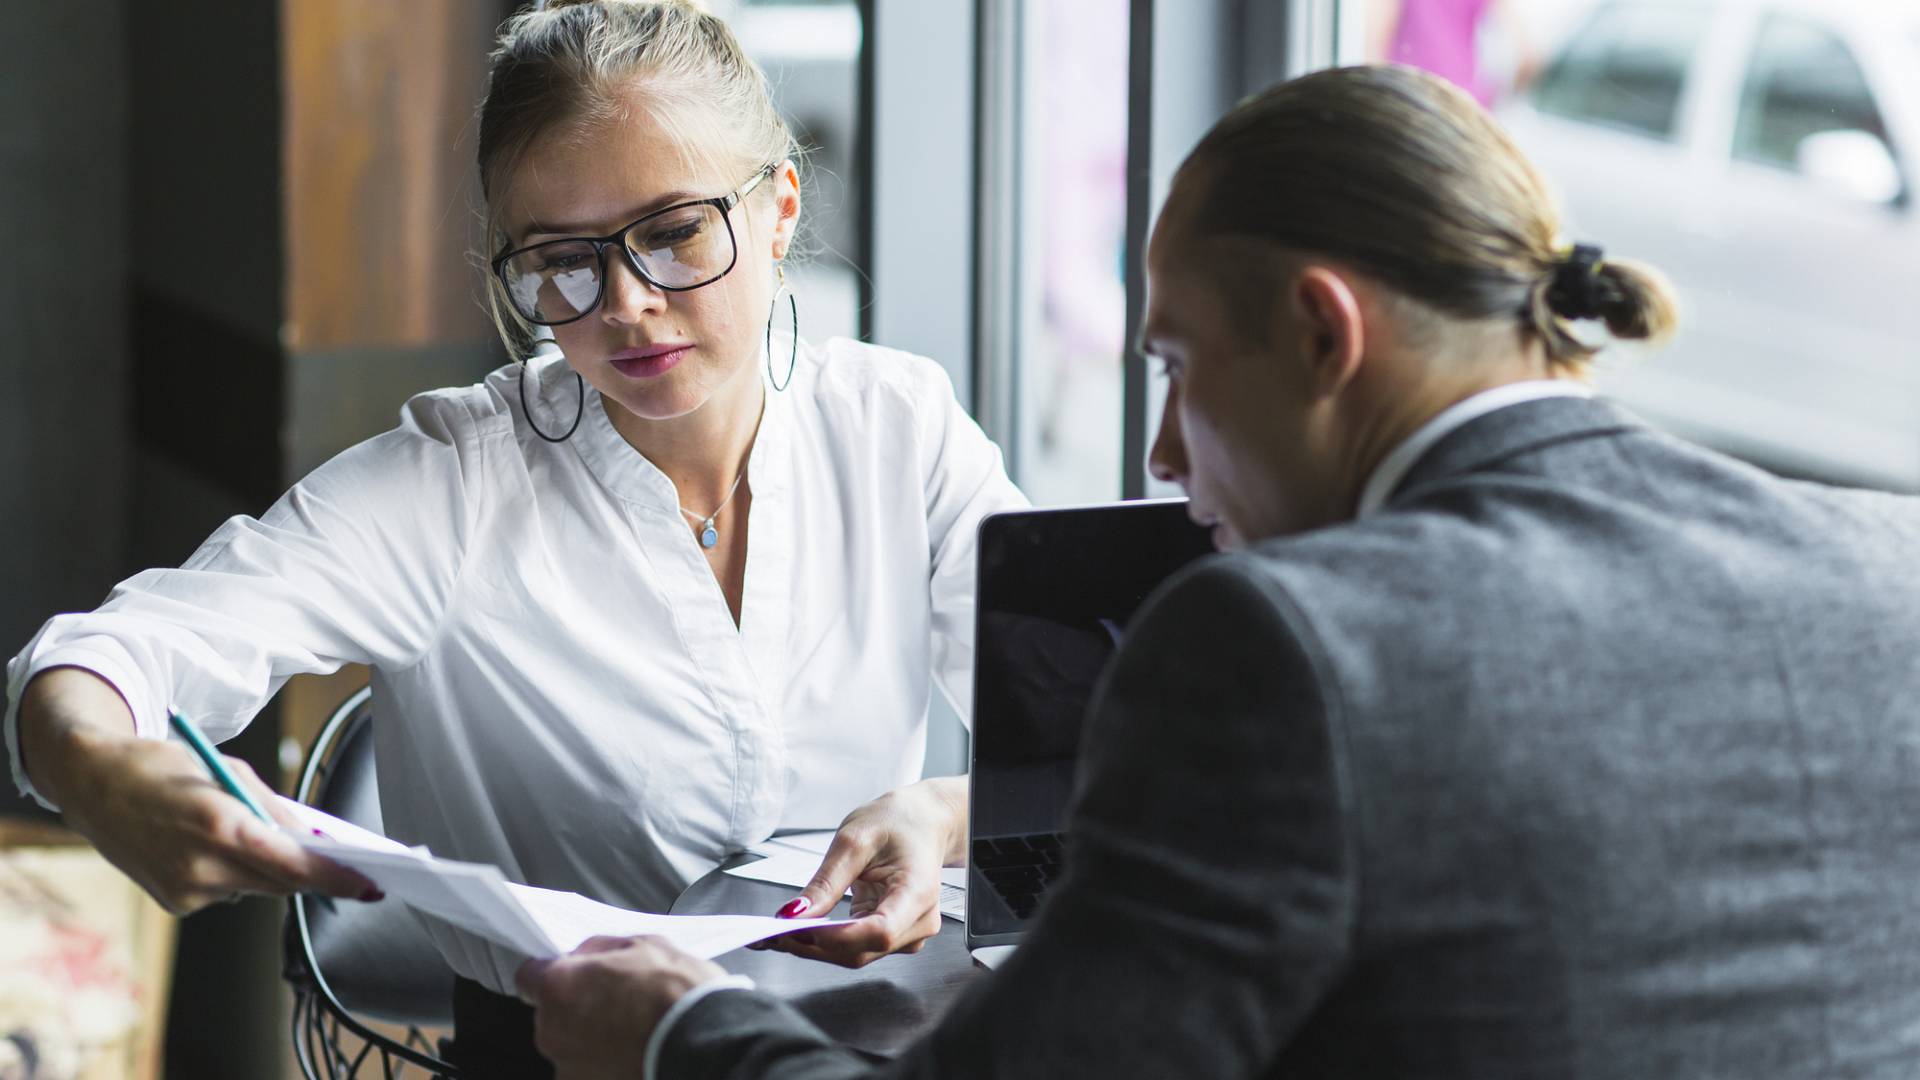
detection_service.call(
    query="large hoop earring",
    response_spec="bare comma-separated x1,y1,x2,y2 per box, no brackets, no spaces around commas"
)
766,264,798,392
520,341,585,443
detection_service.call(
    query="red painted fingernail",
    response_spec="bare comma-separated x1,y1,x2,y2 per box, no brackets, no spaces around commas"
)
777,897,811,919
361,889,385,902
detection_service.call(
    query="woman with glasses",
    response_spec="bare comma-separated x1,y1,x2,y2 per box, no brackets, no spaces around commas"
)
4,2,1023,1074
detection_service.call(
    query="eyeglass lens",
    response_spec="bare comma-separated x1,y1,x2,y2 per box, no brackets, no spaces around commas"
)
500,202,735,324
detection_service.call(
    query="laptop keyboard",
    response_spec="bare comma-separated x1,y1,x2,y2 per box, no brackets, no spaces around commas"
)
972,833,1064,920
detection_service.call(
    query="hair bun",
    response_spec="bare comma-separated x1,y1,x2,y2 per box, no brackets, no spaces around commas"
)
1544,243,1607,321
1525,243,1679,357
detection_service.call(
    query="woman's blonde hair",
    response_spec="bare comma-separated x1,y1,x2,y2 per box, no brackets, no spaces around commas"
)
475,0,799,357
1183,64,1678,372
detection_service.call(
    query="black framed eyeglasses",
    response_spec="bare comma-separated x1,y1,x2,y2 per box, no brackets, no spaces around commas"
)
492,163,776,326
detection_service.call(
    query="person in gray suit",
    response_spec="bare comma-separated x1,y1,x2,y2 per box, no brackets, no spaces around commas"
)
513,63,1920,1079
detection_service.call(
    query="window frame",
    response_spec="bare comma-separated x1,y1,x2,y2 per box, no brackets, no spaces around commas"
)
869,0,1355,504
862,0,1353,769
859,0,979,405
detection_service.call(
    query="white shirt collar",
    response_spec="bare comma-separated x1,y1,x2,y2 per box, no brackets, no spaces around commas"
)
1355,380,1593,518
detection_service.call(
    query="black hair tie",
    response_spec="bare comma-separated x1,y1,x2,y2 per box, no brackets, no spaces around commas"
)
1545,242,1607,321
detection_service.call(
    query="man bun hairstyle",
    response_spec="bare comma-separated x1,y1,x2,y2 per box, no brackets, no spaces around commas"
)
1525,241,1680,365
1184,65,1679,372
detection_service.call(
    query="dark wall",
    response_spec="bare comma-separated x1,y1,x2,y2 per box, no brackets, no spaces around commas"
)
124,6,295,1077
9,2,509,1075
0,4,287,644
0,4,133,750
127,0,287,517
4,4,291,1077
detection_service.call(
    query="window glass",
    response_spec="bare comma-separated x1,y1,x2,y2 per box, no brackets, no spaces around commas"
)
1732,15,1890,174
1505,0,1920,494
1531,2,1712,140
1015,0,1130,505
721,0,864,343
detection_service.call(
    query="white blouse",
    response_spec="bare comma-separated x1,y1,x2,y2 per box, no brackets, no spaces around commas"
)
4,338,1026,992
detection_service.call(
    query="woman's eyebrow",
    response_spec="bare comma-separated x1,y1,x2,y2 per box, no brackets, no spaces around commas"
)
519,190,702,239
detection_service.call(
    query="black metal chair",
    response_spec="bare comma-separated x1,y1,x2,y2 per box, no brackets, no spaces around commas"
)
283,685,462,1078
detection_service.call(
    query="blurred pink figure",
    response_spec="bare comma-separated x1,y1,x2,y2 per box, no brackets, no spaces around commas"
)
1030,0,1128,480
1371,0,1539,107
1041,0,1128,365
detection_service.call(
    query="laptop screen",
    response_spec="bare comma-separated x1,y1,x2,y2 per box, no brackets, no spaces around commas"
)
966,500,1215,945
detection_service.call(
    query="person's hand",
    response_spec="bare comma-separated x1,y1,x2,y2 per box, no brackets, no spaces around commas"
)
757,775,966,968
59,734,382,915
516,936,727,1080
22,668,381,915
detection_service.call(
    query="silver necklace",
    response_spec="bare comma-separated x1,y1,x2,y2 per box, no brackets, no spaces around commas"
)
680,466,747,550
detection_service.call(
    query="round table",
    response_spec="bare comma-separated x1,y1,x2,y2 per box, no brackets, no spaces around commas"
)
670,852,984,1057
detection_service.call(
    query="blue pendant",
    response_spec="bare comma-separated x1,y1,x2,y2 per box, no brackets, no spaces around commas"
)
700,523,719,549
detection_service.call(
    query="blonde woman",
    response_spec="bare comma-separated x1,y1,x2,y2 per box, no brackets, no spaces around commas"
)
5,2,1023,1074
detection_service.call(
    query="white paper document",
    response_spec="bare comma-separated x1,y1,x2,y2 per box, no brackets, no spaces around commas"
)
279,798,852,960
722,831,969,921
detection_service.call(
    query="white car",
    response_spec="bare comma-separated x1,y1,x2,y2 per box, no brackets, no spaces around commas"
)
1500,0,1920,490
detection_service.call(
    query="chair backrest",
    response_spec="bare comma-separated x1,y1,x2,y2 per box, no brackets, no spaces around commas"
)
296,687,457,1029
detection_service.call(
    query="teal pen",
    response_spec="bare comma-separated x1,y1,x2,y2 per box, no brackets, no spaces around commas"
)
169,709,277,827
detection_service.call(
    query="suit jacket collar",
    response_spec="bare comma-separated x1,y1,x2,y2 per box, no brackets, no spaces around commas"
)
1384,394,1644,509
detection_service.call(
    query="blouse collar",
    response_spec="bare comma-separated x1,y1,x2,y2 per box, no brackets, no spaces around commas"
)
538,347,793,515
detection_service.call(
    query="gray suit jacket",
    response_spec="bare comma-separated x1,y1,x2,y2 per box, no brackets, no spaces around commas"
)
660,397,1920,1078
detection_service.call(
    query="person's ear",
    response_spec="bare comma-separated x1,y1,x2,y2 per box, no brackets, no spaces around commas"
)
1289,265,1366,401
768,159,802,261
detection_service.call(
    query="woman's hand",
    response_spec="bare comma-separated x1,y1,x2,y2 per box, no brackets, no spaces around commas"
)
21,667,380,915
758,775,966,968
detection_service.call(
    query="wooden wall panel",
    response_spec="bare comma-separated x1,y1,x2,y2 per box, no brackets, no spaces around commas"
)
283,0,501,350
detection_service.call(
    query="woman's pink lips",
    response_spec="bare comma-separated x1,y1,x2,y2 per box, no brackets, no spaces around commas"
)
609,345,691,379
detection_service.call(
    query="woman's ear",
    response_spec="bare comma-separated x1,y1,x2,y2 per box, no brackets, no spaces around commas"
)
769,159,802,261
1291,264,1366,401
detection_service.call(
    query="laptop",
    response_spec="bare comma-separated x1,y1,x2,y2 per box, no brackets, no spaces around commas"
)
965,499,1216,963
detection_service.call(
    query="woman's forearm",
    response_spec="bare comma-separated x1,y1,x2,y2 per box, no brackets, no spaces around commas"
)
17,666,137,809
914,774,969,865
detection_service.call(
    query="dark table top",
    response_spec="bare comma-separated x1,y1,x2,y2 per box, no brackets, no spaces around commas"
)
670,851,985,1057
